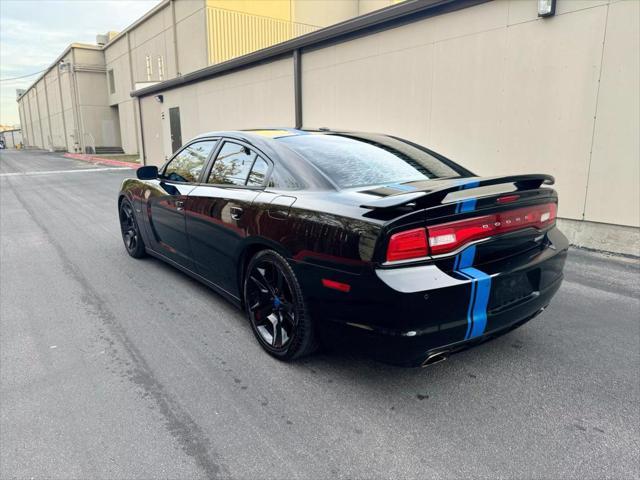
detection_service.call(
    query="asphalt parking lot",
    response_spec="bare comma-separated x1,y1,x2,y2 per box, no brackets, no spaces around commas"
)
1,149,638,479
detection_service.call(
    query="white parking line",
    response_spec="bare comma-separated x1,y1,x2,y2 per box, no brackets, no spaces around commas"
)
0,167,131,177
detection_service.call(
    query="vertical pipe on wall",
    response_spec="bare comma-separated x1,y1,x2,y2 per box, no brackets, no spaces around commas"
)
293,48,302,129
171,0,181,75
136,98,146,165
69,49,84,152
126,32,135,89
127,31,141,156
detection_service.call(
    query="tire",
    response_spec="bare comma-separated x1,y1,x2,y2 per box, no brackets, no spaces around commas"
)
119,198,146,258
244,249,318,361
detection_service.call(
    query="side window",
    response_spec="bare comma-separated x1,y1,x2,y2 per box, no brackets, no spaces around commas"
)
163,140,216,183
208,142,256,186
247,157,269,186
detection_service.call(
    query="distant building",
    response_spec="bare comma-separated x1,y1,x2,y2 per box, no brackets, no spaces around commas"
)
16,0,401,155
0,129,22,149
17,43,106,153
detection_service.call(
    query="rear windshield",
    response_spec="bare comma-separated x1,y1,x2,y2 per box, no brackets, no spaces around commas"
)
278,133,461,188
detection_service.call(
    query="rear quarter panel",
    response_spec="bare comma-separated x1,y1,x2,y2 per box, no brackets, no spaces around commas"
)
256,194,384,274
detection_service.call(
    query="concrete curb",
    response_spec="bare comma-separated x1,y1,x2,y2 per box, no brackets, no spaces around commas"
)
556,218,640,258
63,153,140,169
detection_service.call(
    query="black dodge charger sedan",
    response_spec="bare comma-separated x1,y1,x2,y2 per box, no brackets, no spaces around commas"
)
118,129,568,366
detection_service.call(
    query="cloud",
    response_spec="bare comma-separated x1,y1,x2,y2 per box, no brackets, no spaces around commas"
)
0,0,161,125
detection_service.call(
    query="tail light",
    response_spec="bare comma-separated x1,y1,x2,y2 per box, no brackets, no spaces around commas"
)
386,227,428,262
427,203,557,255
386,203,557,261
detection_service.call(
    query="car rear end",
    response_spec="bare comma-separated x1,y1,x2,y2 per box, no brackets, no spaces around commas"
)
276,132,568,366
311,176,568,366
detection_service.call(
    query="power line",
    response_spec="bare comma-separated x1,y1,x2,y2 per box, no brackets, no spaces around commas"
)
0,69,47,82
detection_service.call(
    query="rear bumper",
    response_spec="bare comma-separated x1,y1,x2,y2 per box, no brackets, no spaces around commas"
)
331,273,561,366
297,227,568,366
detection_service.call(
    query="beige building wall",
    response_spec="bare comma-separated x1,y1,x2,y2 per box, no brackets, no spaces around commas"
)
26,89,43,148
20,94,32,147
357,0,401,15
140,95,165,165
35,82,51,149
291,1,358,27
17,103,27,145
104,0,209,154
71,48,119,150
140,57,295,166
58,51,77,149
16,45,111,152
43,69,66,150
175,1,208,74
302,0,640,232
583,0,639,227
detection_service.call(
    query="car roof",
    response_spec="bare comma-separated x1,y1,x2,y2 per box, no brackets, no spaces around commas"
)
193,128,338,145
188,129,469,191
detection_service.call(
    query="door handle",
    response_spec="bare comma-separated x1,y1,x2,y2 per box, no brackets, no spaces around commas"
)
230,206,243,220
175,200,184,212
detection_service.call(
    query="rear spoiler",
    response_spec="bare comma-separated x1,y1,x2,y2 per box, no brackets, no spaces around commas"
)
360,174,554,210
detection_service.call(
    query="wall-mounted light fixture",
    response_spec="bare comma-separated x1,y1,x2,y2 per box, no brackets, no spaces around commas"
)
538,0,556,17
154,94,164,103
58,60,70,73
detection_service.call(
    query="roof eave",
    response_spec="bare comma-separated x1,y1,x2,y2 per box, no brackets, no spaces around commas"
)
16,43,103,102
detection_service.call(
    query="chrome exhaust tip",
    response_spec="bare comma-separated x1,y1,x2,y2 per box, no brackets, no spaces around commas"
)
421,351,448,367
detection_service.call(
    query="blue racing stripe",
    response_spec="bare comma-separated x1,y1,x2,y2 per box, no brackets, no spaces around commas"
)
455,180,480,213
451,243,492,340
460,267,491,338
459,198,477,213
386,183,417,192
458,245,476,269
450,180,490,339
456,269,476,339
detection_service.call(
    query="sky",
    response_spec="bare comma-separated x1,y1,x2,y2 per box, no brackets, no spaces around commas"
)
0,0,162,126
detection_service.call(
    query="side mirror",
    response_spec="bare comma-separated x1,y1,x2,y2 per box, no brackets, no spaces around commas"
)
136,165,158,180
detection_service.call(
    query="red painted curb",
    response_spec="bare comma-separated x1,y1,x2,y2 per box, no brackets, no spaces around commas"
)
63,153,140,169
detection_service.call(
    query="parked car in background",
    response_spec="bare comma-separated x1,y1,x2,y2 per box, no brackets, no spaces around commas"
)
118,129,568,366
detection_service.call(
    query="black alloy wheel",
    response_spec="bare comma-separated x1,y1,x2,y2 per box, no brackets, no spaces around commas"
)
119,198,146,258
244,250,317,360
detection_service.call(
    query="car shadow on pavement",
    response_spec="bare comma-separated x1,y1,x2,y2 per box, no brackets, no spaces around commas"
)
141,252,541,394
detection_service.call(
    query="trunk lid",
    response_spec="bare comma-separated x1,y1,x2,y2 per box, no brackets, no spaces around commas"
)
358,174,558,266
358,174,554,210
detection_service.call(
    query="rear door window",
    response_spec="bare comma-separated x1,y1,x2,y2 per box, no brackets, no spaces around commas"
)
207,141,272,187
247,157,269,186
207,142,256,186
